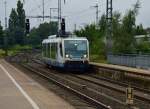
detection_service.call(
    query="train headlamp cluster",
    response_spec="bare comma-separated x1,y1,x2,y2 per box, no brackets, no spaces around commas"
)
65,54,73,59
83,54,87,58
65,54,69,58
65,54,87,59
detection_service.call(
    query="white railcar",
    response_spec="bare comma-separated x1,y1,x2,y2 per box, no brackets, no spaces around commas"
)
42,34,89,70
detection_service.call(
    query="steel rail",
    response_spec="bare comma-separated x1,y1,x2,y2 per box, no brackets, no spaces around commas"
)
74,74,150,103
87,74,150,94
21,64,112,109
31,59,150,103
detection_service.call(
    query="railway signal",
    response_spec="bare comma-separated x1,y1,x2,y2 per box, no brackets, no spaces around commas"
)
61,18,66,35
25,19,30,34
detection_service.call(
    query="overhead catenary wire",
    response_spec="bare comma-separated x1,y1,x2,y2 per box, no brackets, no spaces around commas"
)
25,1,97,24
25,0,41,13
23,0,106,30
26,0,51,16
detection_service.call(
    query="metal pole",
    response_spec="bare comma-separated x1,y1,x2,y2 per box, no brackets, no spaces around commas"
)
4,0,8,56
60,0,61,21
50,8,52,22
74,24,77,32
96,3,98,25
106,0,113,53
43,0,44,21
91,3,99,28
4,1,7,29
58,0,62,32
58,0,60,32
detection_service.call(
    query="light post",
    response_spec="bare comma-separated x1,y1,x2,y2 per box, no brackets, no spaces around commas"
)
4,0,8,56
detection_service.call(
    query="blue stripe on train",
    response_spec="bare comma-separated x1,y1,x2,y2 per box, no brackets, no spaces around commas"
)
44,58,64,68
43,58,89,70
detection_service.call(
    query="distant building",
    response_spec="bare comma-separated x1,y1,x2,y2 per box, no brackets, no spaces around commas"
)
146,28,150,34
103,34,150,44
135,34,150,43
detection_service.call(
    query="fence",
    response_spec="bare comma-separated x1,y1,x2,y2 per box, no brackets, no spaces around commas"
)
107,54,150,69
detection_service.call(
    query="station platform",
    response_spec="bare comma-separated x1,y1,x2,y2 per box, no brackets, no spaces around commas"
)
0,59,75,109
91,62,150,76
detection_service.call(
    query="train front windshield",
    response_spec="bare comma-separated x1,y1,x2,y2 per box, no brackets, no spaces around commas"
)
64,40,88,59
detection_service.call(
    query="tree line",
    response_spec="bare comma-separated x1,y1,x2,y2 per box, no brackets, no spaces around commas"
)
0,0,58,50
75,0,150,59
0,0,150,58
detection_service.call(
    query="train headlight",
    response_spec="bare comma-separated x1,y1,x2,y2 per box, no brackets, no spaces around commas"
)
65,54,69,58
83,54,87,58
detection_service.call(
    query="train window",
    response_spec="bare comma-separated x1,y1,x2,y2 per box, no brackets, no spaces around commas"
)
42,44,44,56
47,44,49,58
47,43,50,58
44,44,46,57
45,43,47,57
60,43,63,57
49,43,51,58
45,44,47,57
51,43,57,59
64,40,87,57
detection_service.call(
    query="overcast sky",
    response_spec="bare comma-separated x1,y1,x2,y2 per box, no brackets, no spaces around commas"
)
0,0,150,31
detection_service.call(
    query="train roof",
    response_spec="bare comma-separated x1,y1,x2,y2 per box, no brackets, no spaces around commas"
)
42,34,88,44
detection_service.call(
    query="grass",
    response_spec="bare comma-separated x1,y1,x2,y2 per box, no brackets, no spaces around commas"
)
8,45,32,56
0,49,6,58
90,54,107,63
0,45,32,57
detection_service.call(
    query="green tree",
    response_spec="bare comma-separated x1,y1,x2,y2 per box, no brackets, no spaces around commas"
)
75,15,107,61
17,0,25,29
115,10,136,53
0,22,3,36
8,0,25,45
9,9,18,31
135,24,147,35
99,14,107,34
27,22,58,47
15,0,25,45
0,22,4,47
8,8,18,45
112,12,122,53
137,41,150,53
112,0,140,53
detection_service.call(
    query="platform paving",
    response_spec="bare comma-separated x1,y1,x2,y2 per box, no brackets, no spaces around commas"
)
0,59,75,109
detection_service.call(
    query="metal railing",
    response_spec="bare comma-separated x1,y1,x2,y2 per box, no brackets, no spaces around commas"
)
107,54,150,69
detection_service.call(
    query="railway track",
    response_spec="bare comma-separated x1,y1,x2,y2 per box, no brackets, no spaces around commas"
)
7,55,150,109
21,63,113,109
30,59,150,109
73,74,150,102
52,73,150,108
33,58,150,94
86,74,150,94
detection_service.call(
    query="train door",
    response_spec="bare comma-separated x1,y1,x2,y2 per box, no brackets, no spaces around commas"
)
59,42,63,58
